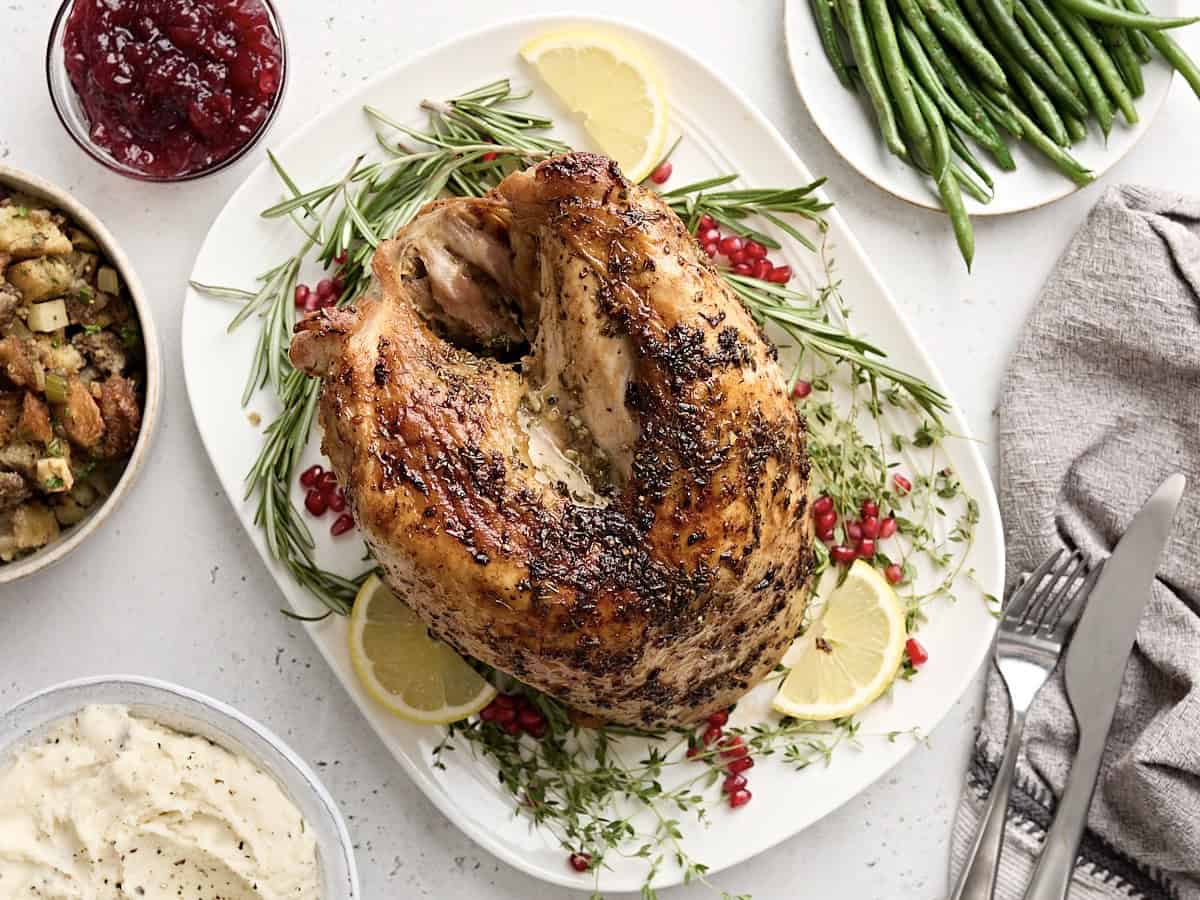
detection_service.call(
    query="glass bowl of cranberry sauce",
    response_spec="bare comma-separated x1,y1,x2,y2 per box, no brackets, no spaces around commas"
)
46,0,287,182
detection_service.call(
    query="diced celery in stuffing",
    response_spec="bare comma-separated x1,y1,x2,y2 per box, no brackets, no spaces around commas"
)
96,265,120,295
28,299,69,332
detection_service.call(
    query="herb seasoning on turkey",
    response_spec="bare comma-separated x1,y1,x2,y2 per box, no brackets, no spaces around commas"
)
291,153,815,728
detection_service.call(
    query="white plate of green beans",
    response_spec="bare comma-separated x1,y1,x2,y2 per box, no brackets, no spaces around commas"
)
785,0,1196,257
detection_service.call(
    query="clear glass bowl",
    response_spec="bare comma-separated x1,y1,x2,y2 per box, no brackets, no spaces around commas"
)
44,0,289,182
0,676,359,898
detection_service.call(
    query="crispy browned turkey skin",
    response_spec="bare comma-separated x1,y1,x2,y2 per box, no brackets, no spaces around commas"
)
291,153,814,727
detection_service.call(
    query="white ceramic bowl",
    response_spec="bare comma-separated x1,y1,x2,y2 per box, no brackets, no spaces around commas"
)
0,675,359,898
0,165,162,583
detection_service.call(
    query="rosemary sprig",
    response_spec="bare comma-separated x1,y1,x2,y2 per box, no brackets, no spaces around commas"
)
190,79,563,614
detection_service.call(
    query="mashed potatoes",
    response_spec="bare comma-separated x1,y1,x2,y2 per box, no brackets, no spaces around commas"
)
0,704,318,899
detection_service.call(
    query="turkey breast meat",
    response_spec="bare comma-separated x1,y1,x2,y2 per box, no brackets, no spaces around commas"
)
291,153,814,728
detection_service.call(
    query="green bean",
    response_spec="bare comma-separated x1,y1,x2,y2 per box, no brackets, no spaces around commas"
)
912,76,975,267
1064,112,1089,141
948,124,996,187
994,91,1094,184
1057,6,1139,123
980,0,1089,117
1127,24,1153,63
962,0,1071,143
1053,0,1197,30
866,0,933,162
812,0,856,90
1024,0,1114,132
897,18,1016,167
1122,0,1200,99
915,0,1010,88
1097,0,1145,96
1012,0,1082,97
953,162,995,203
838,0,907,155
895,0,1006,145
973,83,1024,134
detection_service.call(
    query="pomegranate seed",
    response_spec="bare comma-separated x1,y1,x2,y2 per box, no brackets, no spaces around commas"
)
727,756,754,774
330,514,354,537
718,235,744,255
334,251,348,266
729,788,752,808
493,694,516,709
831,545,856,565
304,490,327,517
812,496,834,517
707,710,729,728
857,538,876,559
879,516,898,539
568,853,591,873
722,773,747,794
480,704,497,722
702,242,719,258
846,521,863,542
294,284,310,307
703,724,723,745
816,509,836,531
304,293,321,313
894,473,912,494
518,707,544,730
503,719,522,736
861,499,879,518
728,249,747,265
699,227,721,245
884,563,904,585
733,262,753,275
698,213,716,232
492,705,516,725
906,638,929,667
860,515,879,539
767,265,792,284
650,161,673,184
792,380,812,399
686,742,704,759
299,464,323,488
316,471,338,492
316,278,335,299
744,240,767,259
526,720,547,739
482,150,498,162
327,489,346,513
817,526,835,543
720,736,749,759
751,258,772,280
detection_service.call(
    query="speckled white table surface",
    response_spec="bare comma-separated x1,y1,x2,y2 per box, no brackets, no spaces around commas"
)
1,2,1197,897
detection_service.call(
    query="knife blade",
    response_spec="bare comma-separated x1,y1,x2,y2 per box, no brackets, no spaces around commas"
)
1023,473,1185,900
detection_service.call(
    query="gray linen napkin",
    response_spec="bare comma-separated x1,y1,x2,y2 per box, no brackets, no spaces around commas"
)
949,185,1200,900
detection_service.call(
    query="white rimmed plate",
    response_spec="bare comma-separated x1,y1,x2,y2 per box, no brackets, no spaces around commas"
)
181,14,1004,893
783,0,1178,215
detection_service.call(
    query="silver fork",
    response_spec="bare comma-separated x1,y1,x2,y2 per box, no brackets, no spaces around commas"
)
950,549,1102,900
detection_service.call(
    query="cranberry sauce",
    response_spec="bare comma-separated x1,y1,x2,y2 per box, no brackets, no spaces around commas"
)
62,0,283,178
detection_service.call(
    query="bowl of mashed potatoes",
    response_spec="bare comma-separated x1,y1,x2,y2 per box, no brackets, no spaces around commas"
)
0,676,358,899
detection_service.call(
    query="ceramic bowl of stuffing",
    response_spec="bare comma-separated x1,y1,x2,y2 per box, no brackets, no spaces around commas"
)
0,165,161,584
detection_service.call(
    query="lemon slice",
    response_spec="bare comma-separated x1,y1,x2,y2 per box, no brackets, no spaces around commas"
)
348,575,496,724
520,28,669,183
772,561,907,721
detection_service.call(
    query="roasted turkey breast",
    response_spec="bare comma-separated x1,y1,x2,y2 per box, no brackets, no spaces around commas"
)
291,153,814,728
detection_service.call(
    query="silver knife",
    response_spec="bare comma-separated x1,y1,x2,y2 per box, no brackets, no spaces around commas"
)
1022,473,1186,900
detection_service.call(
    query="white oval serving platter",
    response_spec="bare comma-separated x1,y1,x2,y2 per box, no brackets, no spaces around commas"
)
182,14,1004,893
783,0,1178,215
